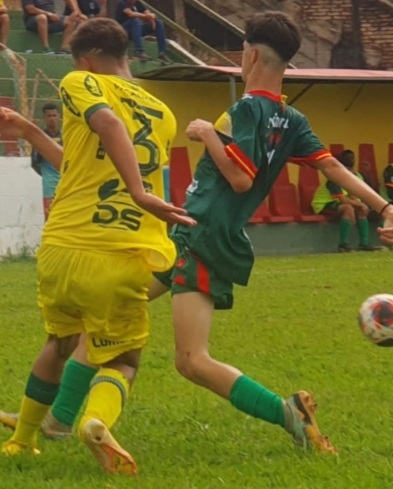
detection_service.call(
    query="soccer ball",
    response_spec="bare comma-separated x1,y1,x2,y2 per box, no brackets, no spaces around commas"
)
358,294,393,346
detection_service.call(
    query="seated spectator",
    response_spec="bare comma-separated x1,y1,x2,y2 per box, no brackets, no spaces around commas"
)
115,0,172,64
22,0,79,54
381,162,393,204
312,152,378,252
64,0,101,19
0,0,10,46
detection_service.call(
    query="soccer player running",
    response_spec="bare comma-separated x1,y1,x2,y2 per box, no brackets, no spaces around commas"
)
3,10,393,459
0,17,195,475
153,11,393,453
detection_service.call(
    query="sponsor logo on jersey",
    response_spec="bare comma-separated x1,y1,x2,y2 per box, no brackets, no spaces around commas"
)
60,87,81,117
84,75,103,97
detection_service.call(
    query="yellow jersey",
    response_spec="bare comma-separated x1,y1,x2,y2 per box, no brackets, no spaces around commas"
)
42,71,177,272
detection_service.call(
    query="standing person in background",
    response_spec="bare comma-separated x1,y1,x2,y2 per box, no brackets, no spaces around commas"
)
31,103,62,220
0,0,9,46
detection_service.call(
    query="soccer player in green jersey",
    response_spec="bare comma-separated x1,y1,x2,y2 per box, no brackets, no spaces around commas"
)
3,10,393,457
152,10,393,453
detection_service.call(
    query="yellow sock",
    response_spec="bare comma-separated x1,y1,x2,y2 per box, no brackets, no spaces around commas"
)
79,368,130,431
11,396,50,446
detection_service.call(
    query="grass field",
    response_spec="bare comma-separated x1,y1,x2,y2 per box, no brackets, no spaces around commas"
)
1,253,393,489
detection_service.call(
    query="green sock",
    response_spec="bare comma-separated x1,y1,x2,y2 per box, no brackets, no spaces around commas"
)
339,218,352,245
229,375,285,426
51,359,97,426
357,218,369,246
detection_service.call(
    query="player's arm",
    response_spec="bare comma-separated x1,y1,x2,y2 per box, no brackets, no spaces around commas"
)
31,149,42,176
186,119,253,193
0,107,63,170
122,2,148,19
88,108,195,226
23,0,56,18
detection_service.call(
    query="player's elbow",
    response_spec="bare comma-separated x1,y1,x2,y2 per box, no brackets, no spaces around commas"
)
230,175,253,193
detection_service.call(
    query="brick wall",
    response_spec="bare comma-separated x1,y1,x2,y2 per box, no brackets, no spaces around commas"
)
202,0,393,69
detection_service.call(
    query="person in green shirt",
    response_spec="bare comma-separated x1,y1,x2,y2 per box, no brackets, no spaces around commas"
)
312,149,378,252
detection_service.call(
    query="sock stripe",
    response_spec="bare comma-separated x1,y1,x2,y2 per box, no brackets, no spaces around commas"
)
89,375,128,408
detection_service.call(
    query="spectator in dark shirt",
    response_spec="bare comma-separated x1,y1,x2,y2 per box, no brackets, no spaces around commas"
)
64,0,101,18
115,0,172,64
21,0,79,54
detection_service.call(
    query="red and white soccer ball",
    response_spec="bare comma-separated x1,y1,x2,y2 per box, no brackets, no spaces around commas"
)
358,294,393,347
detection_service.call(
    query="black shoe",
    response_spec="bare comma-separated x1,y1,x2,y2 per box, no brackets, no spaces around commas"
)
158,52,173,65
55,49,71,55
337,243,353,253
134,51,151,61
358,244,381,251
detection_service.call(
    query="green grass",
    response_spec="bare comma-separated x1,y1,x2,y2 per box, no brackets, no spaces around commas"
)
1,253,393,488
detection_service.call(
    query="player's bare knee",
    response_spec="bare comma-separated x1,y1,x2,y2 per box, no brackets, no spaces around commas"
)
175,351,207,383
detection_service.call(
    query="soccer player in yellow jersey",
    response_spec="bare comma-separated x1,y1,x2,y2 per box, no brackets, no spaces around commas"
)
0,17,194,476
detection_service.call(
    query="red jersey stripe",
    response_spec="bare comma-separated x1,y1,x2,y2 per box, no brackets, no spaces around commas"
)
289,150,332,164
225,143,258,179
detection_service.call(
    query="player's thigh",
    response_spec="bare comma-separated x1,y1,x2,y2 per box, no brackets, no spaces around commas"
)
38,246,151,348
170,245,233,353
171,245,234,310
82,252,152,365
38,245,86,338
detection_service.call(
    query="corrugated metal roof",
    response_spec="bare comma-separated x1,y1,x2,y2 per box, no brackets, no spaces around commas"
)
138,64,393,83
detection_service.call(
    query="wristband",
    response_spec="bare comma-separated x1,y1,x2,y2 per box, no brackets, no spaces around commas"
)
379,202,391,217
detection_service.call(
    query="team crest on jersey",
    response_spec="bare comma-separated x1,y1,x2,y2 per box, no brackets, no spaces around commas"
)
84,75,103,97
60,87,81,117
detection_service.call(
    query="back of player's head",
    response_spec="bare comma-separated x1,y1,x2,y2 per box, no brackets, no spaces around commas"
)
244,11,301,62
70,18,129,59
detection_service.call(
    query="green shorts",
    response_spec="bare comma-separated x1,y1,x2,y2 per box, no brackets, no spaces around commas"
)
154,243,233,310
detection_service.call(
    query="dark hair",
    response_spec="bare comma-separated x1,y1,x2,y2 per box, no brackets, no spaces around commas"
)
70,18,129,59
244,11,301,62
42,102,59,113
339,149,355,167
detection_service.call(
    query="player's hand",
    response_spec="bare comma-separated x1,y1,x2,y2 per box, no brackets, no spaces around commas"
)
186,119,214,142
135,193,197,227
378,206,393,244
0,106,30,140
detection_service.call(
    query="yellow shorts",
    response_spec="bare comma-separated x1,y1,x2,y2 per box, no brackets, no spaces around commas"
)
37,244,151,365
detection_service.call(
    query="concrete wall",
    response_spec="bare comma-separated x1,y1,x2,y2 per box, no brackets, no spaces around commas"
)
0,157,43,257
